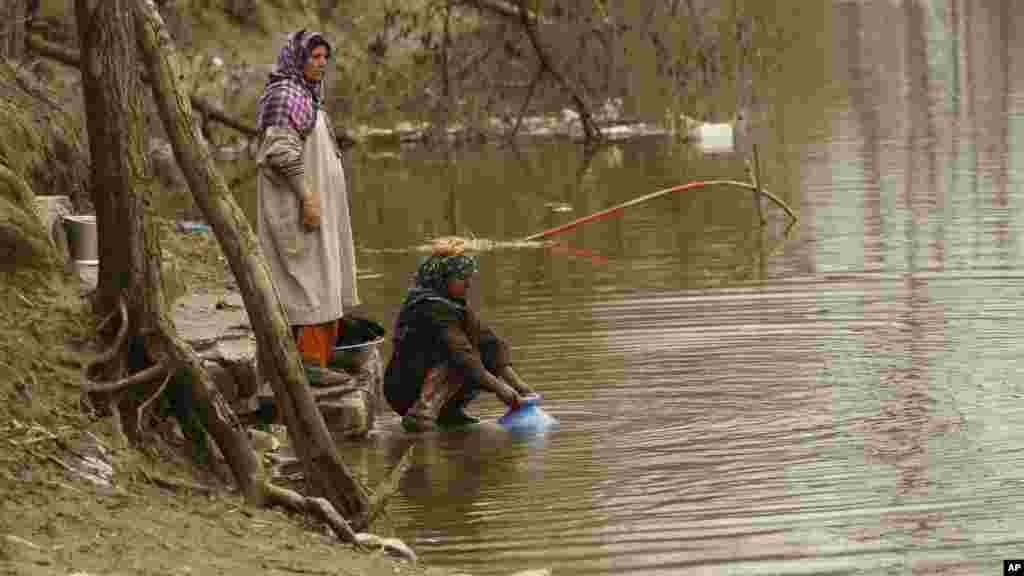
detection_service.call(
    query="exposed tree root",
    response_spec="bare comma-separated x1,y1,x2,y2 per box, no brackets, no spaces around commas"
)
263,482,360,546
85,296,129,377
139,466,215,495
107,398,129,448
137,368,174,434
83,362,167,395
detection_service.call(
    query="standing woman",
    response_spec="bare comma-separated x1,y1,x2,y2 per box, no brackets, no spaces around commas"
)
256,30,359,368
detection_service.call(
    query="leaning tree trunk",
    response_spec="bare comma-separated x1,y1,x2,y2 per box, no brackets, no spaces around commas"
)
132,0,371,526
74,0,265,503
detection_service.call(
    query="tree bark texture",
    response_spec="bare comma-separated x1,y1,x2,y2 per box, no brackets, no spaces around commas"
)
74,0,151,322
133,0,371,526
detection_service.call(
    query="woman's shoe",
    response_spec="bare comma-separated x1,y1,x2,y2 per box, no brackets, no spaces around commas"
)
401,413,437,432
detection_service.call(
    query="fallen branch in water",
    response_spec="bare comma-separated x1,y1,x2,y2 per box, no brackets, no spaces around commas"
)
365,445,414,529
523,179,798,242
749,145,766,226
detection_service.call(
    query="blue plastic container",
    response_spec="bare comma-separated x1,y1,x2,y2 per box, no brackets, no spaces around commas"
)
498,395,558,433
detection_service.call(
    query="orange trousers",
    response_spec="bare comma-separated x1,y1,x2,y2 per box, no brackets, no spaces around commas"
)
293,320,340,367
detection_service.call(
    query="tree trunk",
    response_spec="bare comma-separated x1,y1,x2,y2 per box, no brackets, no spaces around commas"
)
74,0,151,321
74,0,264,503
132,0,371,526
1,0,26,61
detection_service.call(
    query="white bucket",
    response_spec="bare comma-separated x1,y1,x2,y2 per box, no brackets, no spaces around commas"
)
63,214,98,263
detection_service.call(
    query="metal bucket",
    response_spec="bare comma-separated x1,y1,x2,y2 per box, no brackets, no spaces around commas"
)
62,214,98,263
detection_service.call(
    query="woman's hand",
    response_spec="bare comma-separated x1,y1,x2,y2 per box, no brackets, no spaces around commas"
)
499,366,536,396
301,190,321,230
486,373,521,408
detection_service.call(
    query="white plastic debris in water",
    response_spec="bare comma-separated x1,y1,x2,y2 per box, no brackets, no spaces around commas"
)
692,121,735,154
544,202,573,213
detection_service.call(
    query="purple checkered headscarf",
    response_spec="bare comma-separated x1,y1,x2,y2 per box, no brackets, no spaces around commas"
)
256,30,331,137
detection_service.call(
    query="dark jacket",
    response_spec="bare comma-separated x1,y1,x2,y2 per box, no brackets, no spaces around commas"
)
383,298,509,416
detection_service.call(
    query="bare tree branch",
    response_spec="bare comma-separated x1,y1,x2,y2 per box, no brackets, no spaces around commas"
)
26,32,259,138
82,362,167,394
513,0,601,143
458,0,548,25
506,67,542,143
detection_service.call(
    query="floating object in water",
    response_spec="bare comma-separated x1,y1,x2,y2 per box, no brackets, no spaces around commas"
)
498,394,558,433
691,121,734,153
544,201,573,213
671,111,744,154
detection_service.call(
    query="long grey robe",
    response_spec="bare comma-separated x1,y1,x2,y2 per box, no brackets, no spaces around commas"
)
256,110,359,325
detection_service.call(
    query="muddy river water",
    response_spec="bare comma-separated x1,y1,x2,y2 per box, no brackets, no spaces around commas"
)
295,2,1024,574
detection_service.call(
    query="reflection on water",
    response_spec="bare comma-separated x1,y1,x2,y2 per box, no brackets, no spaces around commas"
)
322,1,1024,574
